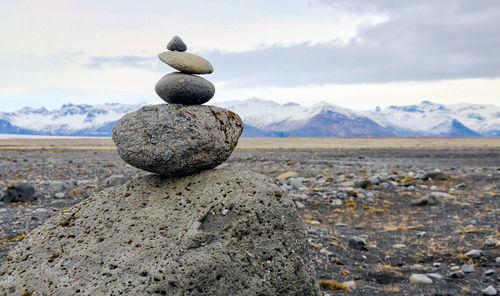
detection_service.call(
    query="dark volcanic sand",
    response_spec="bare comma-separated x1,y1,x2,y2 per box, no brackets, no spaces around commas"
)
0,148,498,295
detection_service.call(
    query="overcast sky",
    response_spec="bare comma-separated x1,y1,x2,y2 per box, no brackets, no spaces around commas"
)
1,0,499,111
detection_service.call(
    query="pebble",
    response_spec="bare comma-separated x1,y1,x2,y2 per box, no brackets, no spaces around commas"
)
155,72,215,105
393,243,406,249
411,195,438,206
331,199,342,206
417,231,426,238
54,192,65,199
104,175,131,187
354,179,371,189
461,264,475,273
295,201,305,208
409,274,433,284
348,237,367,250
0,183,36,203
484,269,495,276
465,249,483,259
432,262,441,267
450,266,460,271
426,273,442,279
159,51,214,74
276,171,298,181
450,270,465,278
426,170,449,180
342,281,356,290
167,35,187,52
482,286,497,295
319,248,334,257
496,257,500,264
484,236,499,247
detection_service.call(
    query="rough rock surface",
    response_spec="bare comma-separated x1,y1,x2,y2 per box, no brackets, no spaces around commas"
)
167,36,187,52
0,169,320,296
159,51,214,74
155,72,215,105
112,104,243,176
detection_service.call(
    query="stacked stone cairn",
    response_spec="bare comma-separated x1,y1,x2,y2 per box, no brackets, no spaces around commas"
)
0,36,319,295
112,36,242,177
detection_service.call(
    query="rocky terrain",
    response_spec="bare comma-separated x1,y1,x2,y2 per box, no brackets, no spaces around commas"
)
0,147,498,295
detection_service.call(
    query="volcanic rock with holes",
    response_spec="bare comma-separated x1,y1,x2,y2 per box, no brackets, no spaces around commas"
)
0,37,319,295
156,36,215,104
0,170,320,295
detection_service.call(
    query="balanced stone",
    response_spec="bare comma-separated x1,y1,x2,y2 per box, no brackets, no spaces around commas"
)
159,51,214,74
112,104,243,177
167,35,187,52
0,170,320,295
155,72,215,104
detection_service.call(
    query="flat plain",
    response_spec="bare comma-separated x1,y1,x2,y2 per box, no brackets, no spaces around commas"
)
0,138,499,295
1,137,500,150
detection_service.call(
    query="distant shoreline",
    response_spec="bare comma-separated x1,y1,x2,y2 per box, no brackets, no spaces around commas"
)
1,137,499,151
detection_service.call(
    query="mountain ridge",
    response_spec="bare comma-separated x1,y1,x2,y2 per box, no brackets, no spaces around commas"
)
0,99,498,137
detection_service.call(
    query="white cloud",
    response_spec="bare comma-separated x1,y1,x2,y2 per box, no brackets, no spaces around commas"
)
0,0,384,56
212,78,500,110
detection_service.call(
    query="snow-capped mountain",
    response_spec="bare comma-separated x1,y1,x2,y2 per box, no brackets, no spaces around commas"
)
0,99,498,137
216,98,397,137
363,100,500,137
0,103,146,136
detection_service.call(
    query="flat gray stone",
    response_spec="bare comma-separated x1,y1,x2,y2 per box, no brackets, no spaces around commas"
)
159,51,213,74
0,170,320,295
409,274,433,284
155,72,215,105
482,286,497,295
112,104,243,177
426,273,442,280
167,36,187,52
461,264,475,273
465,249,483,259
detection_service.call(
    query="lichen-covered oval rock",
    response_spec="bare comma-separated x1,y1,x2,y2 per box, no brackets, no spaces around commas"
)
0,170,320,295
159,51,213,74
155,72,215,105
112,104,243,177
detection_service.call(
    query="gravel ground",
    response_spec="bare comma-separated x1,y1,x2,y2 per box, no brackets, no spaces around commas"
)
0,148,498,295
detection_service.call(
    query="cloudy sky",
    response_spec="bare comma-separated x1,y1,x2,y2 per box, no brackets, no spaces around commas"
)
1,0,499,111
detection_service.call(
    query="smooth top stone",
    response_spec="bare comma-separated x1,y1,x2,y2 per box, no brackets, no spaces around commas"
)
167,35,187,52
112,104,243,177
159,51,213,74
0,169,320,295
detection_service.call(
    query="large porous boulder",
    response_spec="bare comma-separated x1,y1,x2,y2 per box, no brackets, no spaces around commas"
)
0,169,320,295
112,104,243,177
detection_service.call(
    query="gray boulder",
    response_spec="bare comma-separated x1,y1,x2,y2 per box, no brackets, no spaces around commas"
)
0,169,320,295
155,72,215,105
112,104,243,177
0,183,35,203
